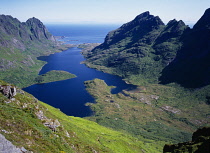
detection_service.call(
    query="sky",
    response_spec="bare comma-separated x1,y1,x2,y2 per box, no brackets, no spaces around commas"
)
0,0,209,25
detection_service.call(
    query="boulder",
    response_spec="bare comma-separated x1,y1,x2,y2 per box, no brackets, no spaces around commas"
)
0,85,16,99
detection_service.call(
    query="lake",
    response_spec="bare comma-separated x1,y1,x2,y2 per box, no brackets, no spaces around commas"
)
24,25,136,117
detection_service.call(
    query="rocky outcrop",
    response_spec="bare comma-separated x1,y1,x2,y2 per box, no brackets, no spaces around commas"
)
0,85,16,99
0,134,31,153
35,110,61,132
163,127,210,153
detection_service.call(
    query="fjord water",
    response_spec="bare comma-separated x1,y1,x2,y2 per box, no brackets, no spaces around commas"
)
24,25,135,117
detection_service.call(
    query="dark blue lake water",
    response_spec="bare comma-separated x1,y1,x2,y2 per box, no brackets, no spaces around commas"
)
24,25,136,117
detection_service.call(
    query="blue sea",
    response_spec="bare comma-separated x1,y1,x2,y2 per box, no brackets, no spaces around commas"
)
46,24,120,44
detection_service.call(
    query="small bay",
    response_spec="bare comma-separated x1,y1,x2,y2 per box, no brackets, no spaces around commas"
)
24,25,136,117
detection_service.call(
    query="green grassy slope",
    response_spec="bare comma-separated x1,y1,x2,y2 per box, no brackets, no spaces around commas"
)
34,70,76,84
84,79,210,151
0,80,157,153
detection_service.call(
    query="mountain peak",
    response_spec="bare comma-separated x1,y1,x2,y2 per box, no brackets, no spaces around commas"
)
25,17,55,41
122,12,163,31
167,19,186,26
133,11,164,25
134,11,150,19
167,19,178,25
26,17,44,27
193,8,210,29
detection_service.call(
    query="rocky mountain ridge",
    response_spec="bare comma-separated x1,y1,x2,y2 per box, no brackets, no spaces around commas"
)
0,15,56,51
84,8,210,88
160,8,210,88
0,15,67,87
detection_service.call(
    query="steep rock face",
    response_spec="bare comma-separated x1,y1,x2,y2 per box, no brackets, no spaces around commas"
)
0,15,55,41
26,17,56,41
85,11,188,84
0,15,58,87
160,8,210,88
0,134,27,153
0,15,56,56
0,15,56,49
0,15,27,50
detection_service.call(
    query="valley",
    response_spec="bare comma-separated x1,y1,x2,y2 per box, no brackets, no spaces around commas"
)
0,8,210,153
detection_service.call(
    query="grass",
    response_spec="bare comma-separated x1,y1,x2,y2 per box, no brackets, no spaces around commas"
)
35,70,76,84
84,79,210,152
0,80,159,153
0,44,74,88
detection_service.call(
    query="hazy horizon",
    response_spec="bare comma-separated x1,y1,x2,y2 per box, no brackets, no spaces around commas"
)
1,0,209,26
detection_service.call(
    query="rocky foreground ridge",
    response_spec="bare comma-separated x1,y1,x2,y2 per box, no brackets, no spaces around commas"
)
84,8,210,88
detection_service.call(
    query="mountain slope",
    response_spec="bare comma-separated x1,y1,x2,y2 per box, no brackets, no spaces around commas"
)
0,80,155,153
84,79,210,147
0,15,69,88
83,11,189,85
160,8,210,88
82,8,210,152
84,8,210,88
